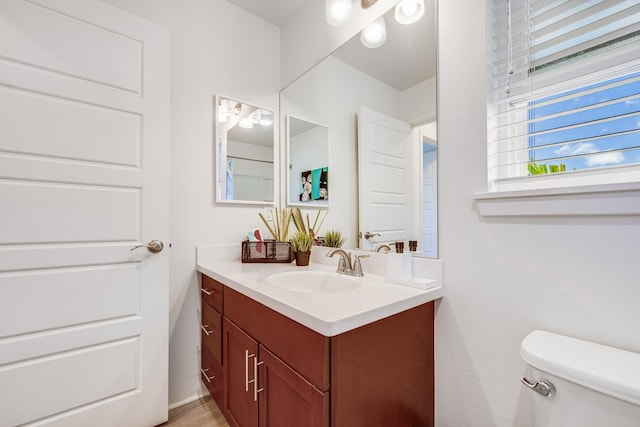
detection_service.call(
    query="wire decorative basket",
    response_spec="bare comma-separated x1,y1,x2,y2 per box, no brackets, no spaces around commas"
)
241,240,294,263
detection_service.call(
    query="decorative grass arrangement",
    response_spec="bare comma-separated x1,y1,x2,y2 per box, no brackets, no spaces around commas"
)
291,208,327,240
258,208,292,242
289,231,314,253
323,229,344,248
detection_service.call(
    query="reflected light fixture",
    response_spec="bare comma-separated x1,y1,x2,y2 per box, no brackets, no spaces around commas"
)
239,118,253,129
394,0,425,24
326,0,353,26
360,16,386,48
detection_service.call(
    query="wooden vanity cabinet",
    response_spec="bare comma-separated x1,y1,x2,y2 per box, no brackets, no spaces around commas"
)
201,274,434,427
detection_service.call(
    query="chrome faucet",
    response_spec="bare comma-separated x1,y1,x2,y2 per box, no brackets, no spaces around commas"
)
326,249,369,277
373,244,391,253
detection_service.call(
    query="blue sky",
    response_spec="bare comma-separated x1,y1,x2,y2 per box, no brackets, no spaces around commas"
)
528,71,640,172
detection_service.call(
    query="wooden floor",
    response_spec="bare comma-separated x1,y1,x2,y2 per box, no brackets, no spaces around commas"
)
159,396,229,427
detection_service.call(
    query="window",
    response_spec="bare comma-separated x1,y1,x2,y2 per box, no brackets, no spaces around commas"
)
488,0,640,191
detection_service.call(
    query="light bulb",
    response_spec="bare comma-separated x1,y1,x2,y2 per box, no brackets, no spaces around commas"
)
360,17,386,48
326,0,353,26
401,0,418,16
394,0,425,25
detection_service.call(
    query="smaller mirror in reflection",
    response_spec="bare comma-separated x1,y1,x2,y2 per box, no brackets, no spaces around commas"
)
216,96,275,204
287,116,329,207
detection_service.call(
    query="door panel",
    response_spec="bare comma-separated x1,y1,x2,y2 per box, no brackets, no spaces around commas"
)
0,339,138,427
0,264,139,338
0,87,141,166
223,318,259,427
0,0,143,93
259,346,329,427
0,1,169,426
358,107,416,250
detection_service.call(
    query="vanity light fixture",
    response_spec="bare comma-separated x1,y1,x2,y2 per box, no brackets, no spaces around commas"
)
394,0,424,25
326,0,353,26
360,16,386,48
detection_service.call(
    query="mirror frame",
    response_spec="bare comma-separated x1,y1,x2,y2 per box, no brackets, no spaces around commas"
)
286,115,331,208
214,94,277,206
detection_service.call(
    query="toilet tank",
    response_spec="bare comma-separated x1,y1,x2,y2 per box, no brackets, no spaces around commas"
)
520,330,640,427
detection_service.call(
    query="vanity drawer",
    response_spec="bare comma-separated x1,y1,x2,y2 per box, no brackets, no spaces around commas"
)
201,274,223,312
201,346,223,408
224,286,330,391
201,302,222,364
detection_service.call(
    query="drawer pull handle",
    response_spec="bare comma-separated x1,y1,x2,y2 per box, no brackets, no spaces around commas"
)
245,350,255,392
253,356,264,402
201,288,217,296
201,368,215,383
200,324,214,335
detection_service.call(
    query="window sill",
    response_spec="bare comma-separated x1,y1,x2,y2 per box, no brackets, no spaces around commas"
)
474,182,640,217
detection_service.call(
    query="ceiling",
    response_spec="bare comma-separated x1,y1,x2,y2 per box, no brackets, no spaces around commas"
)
226,0,305,27
226,0,436,92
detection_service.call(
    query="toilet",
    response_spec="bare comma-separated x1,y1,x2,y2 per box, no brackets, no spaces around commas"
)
520,330,640,426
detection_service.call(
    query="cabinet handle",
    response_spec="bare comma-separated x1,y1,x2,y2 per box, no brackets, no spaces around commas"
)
201,288,216,296
253,356,264,402
245,350,255,392
200,324,214,335
201,368,215,383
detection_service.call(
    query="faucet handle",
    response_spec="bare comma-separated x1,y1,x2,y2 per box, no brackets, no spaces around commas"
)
353,254,370,277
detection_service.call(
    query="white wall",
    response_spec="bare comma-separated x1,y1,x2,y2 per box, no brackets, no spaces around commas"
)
435,1,640,426
283,1,640,426
102,0,280,407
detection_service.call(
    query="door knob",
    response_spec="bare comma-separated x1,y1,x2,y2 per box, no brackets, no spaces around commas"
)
363,231,381,240
130,239,164,253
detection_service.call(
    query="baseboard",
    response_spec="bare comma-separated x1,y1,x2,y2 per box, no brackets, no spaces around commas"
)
168,390,207,411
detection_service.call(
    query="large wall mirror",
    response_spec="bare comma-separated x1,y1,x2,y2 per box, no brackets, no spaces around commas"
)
280,0,438,257
215,95,276,204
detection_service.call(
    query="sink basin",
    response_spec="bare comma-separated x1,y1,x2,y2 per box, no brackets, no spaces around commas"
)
266,270,362,294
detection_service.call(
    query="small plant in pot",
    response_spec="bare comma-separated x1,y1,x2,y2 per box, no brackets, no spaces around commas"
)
289,231,314,266
322,229,344,248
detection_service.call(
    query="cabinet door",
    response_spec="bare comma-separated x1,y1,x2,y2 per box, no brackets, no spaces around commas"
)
223,318,259,427
258,346,329,427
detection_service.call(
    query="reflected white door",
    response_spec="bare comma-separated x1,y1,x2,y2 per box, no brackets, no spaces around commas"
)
422,144,438,258
358,107,417,250
0,1,170,426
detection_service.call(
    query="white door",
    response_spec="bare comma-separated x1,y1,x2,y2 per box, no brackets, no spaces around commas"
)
0,1,170,426
358,107,417,250
422,142,438,258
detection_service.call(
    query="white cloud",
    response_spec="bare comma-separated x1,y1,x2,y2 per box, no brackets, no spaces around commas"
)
555,142,596,156
585,151,625,166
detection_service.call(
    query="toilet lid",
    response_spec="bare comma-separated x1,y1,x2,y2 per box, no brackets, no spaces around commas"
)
521,330,640,406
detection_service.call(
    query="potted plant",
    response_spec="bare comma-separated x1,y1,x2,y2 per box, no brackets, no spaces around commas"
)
289,231,314,266
323,229,344,248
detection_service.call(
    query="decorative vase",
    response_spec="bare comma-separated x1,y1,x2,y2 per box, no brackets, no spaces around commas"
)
294,251,311,266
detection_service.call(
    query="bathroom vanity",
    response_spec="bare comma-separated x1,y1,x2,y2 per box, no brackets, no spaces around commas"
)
198,261,441,427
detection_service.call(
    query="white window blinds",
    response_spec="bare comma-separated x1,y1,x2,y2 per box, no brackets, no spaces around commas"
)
488,0,640,186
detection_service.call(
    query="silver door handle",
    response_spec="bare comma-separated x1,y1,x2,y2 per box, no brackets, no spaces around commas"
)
364,231,381,240
130,239,164,253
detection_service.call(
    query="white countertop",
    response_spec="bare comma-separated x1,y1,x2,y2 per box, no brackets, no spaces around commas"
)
197,260,443,336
